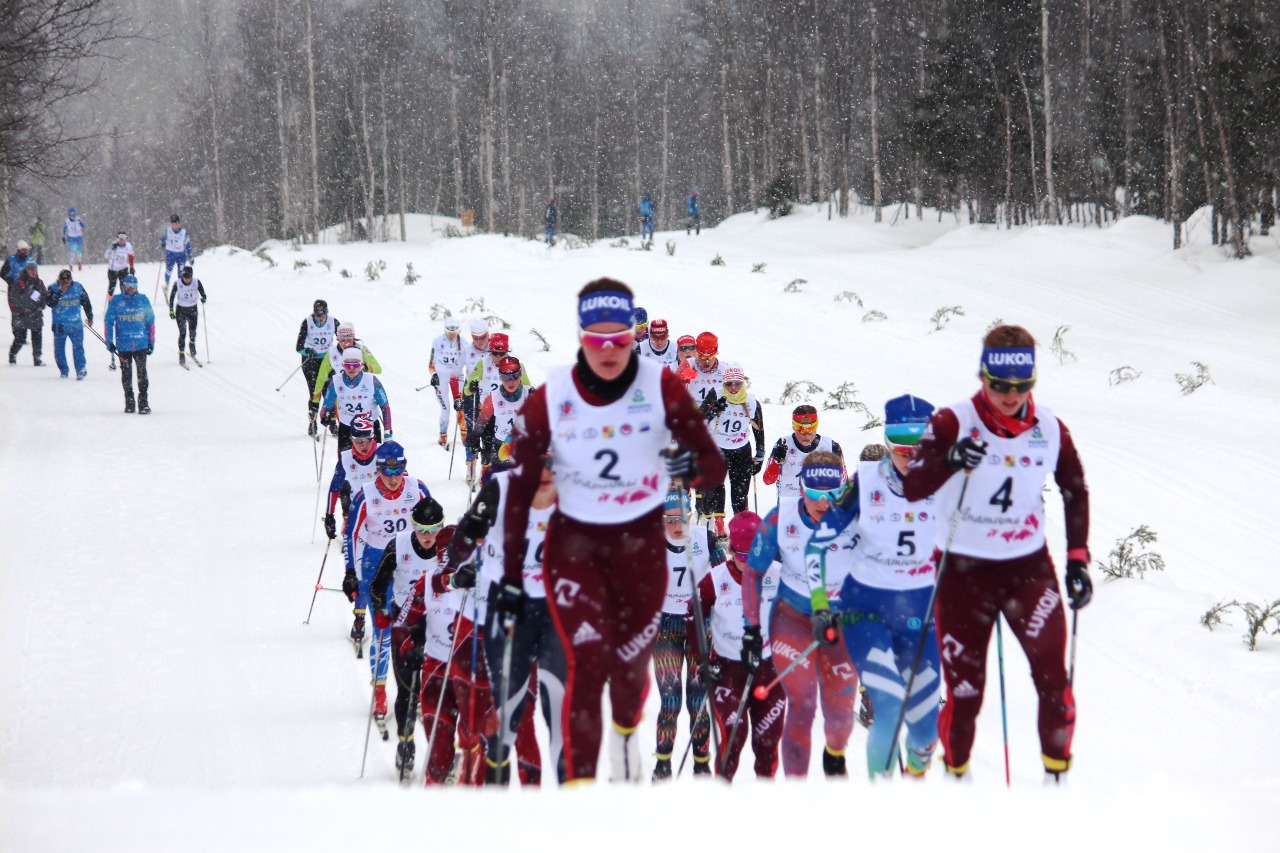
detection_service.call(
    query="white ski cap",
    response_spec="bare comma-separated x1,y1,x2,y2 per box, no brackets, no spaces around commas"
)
723,364,746,383
341,347,363,364
443,316,461,332
469,318,489,336
16,239,29,250
337,322,355,337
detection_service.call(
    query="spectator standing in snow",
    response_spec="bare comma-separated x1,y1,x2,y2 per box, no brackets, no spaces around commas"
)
7,259,50,366
544,197,557,245
29,218,47,263
638,193,655,242
2,240,34,284
687,187,701,235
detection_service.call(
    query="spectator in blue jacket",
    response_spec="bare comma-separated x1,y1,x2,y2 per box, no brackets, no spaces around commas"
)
2,240,34,284
687,187,701,235
47,269,94,379
104,274,156,414
638,193,656,241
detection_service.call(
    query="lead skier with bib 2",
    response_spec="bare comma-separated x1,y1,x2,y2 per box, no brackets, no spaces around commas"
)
498,278,726,784
903,324,1092,784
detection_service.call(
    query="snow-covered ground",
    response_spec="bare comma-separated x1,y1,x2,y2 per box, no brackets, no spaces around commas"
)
3,206,1278,850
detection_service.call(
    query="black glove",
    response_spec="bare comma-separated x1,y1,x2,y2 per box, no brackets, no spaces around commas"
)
128,266,134,276
430,373,440,388
466,431,481,453
200,295,206,304
323,513,336,540
465,380,478,396
770,441,788,463
320,410,335,426
752,456,764,475
108,343,117,354
945,437,988,471
452,397,463,412
741,625,763,674
342,569,358,602
448,563,477,590
811,609,841,646
401,639,424,671
1065,559,1093,610
146,343,154,356
493,579,526,624
698,660,722,686
662,445,697,483
700,395,727,419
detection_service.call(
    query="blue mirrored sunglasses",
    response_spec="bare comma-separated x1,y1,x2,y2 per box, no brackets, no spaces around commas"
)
803,485,844,502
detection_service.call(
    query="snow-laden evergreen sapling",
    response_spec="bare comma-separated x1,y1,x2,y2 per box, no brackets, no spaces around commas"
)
463,296,486,314
862,310,888,322
665,240,676,256
293,260,310,270
340,269,352,278
530,328,551,352
318,259,332,271
610,237,630,248
835,291,863,306
364,260,386,281
404,263,420,286
762,172,795,218
711,253,725,266
1201,599,1280,650
930,305,965,331
484,313,511,330
1051,325,1077,364
1097,525,1165,580
1109,366,1142,385
783,278,805,292
1176,362,1214,395
254,248,276,268
429,304,452,321
752,262,767,273
779,380,824,405
986,317,1005,333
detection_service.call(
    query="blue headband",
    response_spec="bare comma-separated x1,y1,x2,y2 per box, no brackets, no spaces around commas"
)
800,464,843,491
981,347,1036,381
663,491,684,512
578,291,634,328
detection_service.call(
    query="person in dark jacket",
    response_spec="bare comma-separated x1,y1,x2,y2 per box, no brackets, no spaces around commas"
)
544,198,557,245
104,274,156,414
7,259,50,365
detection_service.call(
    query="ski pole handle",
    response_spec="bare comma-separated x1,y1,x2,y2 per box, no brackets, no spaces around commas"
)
752,639,820,699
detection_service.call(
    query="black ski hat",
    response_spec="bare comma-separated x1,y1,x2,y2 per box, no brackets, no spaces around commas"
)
411,496,444,529
170,213,181,223
313,299,328,314
181,266,193,278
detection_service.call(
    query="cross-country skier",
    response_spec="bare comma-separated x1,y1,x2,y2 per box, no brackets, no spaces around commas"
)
498,277,726,783
691,510,784,781
343,441,431,725
322,413,379,552
103,232,135,296
166,266,206,367
459,318,491,474
675,334,697,371
7,260,49,366
311,322,381,417
631,306,649,347
700,364,764,538
685,331,724,409
103,274,155,414
296,300,338,437
651,490,718,780
903,325,1092,784
159,214,193,286
687,187,701,235
446,463,559,785
319,347,392,453
637,318,677,367
805,395,944,779
369,496,448,774
763,405,846,500
472,355,532,477
638,194,655,242
61,208,86,270
428,316,465,447
744,450,859,777
46,269,93,379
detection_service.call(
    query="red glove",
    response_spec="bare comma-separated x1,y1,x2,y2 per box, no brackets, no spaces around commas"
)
762,458,781,486
373,610,392,630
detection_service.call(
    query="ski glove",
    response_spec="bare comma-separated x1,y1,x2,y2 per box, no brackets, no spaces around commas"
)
400,637,423,671
448,563,477,590
169,310,176,320
752,456,764,475
945,437,988,471
1065,559,1093,610
770,441,788,463
741,625,764,674
108,343,117,354
700,395,727,420
146,344,154,356
812,609,841,646
698,660,722,686
453,397,463,412
373,610,392,631
430,373,440,388
662,445,698,484
128,266,134,276
493,579,526,625
323,513,337,540
342,569,358,602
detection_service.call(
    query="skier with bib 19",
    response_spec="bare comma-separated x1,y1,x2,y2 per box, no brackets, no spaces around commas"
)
343,442,431,727
497,278,726,784
805,394,944,780
903,325,1092,784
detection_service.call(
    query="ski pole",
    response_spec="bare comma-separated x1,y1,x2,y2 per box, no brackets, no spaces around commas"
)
492,611,517,786
311,431,328,544
677,691,712,778
152,261,164,304
276,362,303,392
463,576,482,785
399,667,421,784
201,301,210,364
677,485,720,763
447,410,460,480
1068,608,1079,687
996,615,1011,788
304,537,334,624
423,590,469,785
360,637,388,779
718,671,755,777
751,640,820,699
882,470,972,775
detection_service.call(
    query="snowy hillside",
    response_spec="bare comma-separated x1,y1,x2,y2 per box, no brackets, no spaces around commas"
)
3,205,1278,850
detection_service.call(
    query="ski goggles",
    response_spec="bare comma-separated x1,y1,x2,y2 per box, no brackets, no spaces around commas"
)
578,327,635,350
662,515,685,526
678,344,696,353
412,518,444,534
792,413,819,434
342,359,364,369
800,464,844,501
377,462,405,476
982,368,1036,394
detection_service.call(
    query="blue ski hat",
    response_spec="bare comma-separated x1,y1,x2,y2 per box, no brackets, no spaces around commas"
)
68,207,76,216
375,441,406,471
632,306,648,327
663,490,684,512
884,394,935,448
122,274,138,288
349,413,376,441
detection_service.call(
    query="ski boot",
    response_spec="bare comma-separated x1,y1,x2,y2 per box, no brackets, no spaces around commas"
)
438,432,449,449
138,398,151,415
651,757,672,782
33,357,44,366
608,723,642,784
857,686,874,729
485,755,512,786
125,398,135,414
822,746,848,778
692,756,712,777
395,738,416,773
76,370,87,380
308,417,318,439
373,684,388,720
